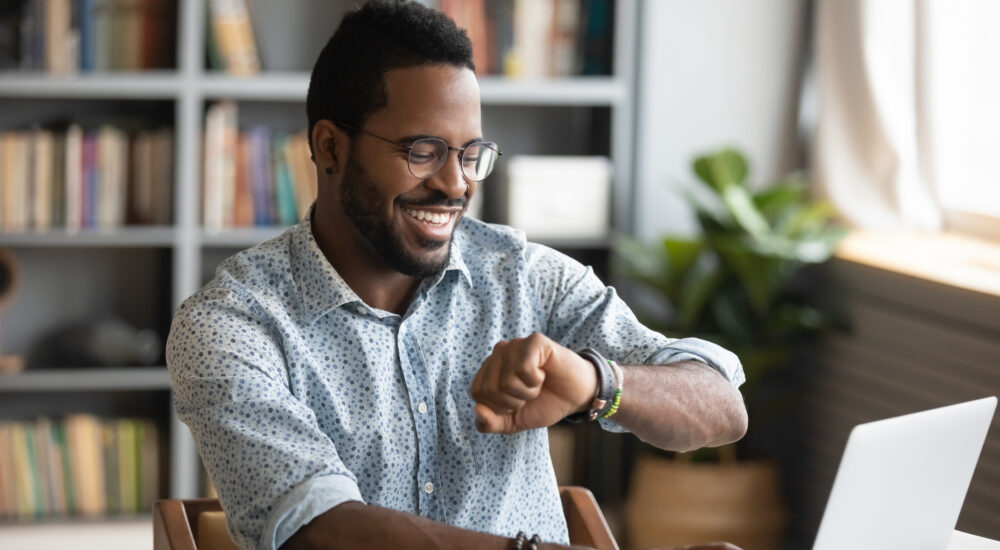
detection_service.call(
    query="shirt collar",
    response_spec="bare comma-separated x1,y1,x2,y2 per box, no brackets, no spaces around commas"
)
291,205,472,325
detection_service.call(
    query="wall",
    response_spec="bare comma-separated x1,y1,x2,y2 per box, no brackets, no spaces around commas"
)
633,0,807,240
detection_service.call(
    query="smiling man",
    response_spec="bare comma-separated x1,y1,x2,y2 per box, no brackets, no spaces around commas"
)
166,2,747,550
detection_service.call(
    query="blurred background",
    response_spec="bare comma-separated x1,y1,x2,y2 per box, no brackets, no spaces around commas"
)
0,0,996,548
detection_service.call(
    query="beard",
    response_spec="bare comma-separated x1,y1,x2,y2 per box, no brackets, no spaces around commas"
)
339,156,464,279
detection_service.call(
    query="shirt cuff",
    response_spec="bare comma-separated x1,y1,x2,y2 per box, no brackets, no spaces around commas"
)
647,337,746,387
261,473,366,550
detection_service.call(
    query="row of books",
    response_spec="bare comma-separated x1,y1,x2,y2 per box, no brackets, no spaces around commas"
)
441,0,614,78
0,415,161,520
0,125,174,232
202,101,317,229
0,0,177,73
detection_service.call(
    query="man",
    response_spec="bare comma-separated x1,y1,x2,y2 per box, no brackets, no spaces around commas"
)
166,2,747,549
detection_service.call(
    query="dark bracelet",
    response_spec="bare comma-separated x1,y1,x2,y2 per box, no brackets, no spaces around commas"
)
512,531,541,550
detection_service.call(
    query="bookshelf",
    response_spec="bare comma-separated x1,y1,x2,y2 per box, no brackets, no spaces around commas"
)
0,0,639,521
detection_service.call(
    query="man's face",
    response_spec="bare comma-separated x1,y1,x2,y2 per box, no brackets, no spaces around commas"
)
336,65,482,278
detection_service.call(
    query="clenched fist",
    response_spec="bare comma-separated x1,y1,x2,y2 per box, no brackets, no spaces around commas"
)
470,333,599,434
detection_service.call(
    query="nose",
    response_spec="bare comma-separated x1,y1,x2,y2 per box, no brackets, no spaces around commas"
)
424,149,468,200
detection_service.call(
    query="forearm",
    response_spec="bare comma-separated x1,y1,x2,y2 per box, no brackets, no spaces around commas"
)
280,501,590,550
611,361,748,452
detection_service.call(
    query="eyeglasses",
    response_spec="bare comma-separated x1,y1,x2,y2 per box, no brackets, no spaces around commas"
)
336,122,502,182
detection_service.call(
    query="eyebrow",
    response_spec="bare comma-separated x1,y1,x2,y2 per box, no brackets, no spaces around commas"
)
396,134,485,148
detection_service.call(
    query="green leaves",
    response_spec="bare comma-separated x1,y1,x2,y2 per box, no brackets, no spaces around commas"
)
614,147,845,383
693,148,748,193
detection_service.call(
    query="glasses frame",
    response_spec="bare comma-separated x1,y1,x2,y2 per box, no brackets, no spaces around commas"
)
335,122,502,182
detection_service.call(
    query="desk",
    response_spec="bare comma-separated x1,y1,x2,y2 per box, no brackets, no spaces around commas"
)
951,531,1000,549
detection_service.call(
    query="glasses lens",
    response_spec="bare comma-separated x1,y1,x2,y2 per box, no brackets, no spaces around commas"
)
462,142,499,182
408,138,448,179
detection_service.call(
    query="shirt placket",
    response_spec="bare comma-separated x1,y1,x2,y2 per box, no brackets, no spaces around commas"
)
396,320,445,521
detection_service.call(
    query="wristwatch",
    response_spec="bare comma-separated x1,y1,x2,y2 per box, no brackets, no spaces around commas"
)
562,347,616,423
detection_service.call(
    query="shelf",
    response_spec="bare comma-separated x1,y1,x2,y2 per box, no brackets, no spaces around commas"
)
200,72,309,101
533,235,614,249
199,72,627,106
0,367,171,392
0,71,182,99
0,226,176,247
200,226,291,248
478,76,627,106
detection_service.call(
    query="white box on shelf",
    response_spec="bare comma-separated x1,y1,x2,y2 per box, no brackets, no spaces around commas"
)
506,155,612,241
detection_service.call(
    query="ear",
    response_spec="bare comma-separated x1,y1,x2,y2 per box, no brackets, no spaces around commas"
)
311,120,349,176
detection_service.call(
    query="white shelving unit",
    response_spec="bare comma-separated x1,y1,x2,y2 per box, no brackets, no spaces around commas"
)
0,0,639,508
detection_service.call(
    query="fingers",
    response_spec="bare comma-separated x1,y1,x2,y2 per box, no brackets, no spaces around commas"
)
474,403,514,434
472,336,547,413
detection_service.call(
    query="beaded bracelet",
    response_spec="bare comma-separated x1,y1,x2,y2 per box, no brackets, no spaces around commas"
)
512,531,541,550
600,359,623,420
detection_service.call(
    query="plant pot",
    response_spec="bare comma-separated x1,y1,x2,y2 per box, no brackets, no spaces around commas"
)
624,451,788,550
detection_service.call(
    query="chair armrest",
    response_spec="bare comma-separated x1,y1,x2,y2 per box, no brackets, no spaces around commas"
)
559,486,619,550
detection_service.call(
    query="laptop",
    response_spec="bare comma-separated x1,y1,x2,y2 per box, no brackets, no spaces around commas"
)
813,396,997,550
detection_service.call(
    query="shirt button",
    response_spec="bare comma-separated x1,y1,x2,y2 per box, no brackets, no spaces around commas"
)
417,402,428,414
355,305,367,315
424,482,434,494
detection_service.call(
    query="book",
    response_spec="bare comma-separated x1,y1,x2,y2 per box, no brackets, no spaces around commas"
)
234,130,253,226
65,124,83,231
117,418,136,514
43,418,69,516
130,129,154,224
249,126,274,225
11,132,30,231
207,0,260,75
101,420,119,514
288,131,316,218
81,131,97,228
94,0,111,71
45,0,73,73
138,419,159,511
32,128,54,230
271,132,298,226
78,0,97,71
32,418,54,515
51,131,67,228
52,420,76,514
66,414,105,517
0,423,14,518
151,127,174,224
10,422,36,518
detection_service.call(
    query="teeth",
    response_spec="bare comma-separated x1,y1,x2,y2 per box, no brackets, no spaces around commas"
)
406,209,450,225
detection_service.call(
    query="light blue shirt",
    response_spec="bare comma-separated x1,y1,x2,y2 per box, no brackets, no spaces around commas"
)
166,211,744,550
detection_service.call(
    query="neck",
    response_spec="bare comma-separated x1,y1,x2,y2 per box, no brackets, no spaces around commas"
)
311,201,420,315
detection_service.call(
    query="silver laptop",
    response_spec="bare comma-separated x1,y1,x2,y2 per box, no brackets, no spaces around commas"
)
813,396,997,550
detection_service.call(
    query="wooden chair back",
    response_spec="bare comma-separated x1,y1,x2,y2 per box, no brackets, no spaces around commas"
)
153,486,618,550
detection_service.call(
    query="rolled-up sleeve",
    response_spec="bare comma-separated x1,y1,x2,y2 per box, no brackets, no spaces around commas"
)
166,285,364,550
527,244,745,432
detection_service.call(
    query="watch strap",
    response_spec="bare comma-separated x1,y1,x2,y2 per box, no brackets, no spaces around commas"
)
563,348,616,423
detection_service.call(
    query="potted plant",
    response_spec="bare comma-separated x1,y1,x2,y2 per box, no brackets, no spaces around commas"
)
616,148,845,550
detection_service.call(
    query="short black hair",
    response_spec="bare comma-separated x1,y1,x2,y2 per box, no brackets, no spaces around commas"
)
306,0,475,155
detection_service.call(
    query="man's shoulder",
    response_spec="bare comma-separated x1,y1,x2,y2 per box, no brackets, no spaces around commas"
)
186,228,298,309
454,216,527,254
454,217,586,281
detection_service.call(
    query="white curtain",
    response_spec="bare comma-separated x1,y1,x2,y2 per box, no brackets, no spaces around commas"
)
812,0,943,230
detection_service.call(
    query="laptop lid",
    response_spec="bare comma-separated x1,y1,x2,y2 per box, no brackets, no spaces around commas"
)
813,396,997,550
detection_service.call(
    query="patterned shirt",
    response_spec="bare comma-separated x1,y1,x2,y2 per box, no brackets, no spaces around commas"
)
166,210,745,550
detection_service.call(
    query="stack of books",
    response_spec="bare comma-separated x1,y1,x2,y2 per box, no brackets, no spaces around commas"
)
0,0,178,73
0,125,174,232
439,0,614,78
202,101,317,230
0,415,161,520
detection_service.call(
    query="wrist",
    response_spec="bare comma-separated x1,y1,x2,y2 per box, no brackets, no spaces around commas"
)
563,348,616,423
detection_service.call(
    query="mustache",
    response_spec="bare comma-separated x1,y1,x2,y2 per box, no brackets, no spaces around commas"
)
399,193,467,209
